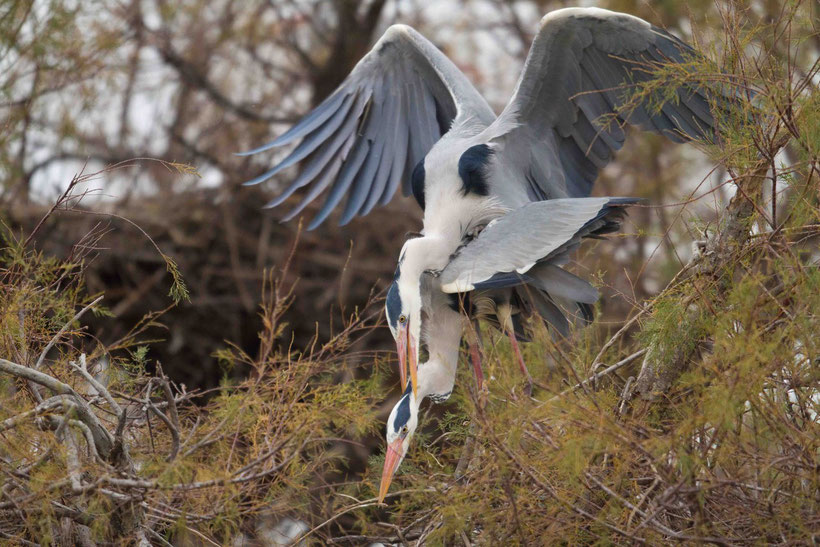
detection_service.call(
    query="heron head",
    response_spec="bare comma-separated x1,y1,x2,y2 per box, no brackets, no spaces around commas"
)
378,384,419,503
384,241,430,397
385,279,421,397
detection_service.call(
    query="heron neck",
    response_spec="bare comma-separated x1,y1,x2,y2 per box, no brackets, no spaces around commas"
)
417,306,462,401
402,235,452,277
417,356,457,401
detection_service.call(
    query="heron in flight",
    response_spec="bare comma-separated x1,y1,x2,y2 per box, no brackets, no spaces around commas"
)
241,7,721,500
241,8,717,398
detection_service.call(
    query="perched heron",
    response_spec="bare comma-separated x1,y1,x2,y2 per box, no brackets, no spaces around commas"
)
241,8,722,502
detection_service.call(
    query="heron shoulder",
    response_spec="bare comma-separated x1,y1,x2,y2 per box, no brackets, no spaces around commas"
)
457,144,494,197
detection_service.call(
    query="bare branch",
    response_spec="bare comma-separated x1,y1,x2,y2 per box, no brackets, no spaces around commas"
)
69,353,122,415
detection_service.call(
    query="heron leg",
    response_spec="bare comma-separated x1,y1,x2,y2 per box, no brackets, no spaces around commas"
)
507,330,533,396
469,340,484,391
464,320,485,392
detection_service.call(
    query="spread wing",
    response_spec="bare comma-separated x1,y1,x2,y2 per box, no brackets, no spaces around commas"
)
486,8,719,205
240,25,495,229
439,197,638,293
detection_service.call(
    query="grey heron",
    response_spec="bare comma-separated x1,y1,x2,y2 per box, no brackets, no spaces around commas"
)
241,8,719,399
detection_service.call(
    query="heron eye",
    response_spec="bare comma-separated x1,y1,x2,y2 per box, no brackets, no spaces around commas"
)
401,425,409,435
398,314,406,324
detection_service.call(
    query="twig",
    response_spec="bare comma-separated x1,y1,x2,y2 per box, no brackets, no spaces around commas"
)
36,411,100,462
583,473,731,545
1,358,79,397
34,296,104,373
28,295,103,403
156,364,180,461
145,398,179,462
540,349,647,406
484,421,645,544
453,420,477,481
64,425,84,493
293,490,428,544
22,165,86,248
69,418,100,462
69,353,122,415
19,404,73,474
144,527,174,547
98,444,303,492
590,308,649,370
0,531,39,546
617,376,634,416
0,396,65,432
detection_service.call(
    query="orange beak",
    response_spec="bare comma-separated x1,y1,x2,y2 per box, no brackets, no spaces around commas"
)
397,322,408,392
378,437,404,503
408,329,418,398
396,322,418,397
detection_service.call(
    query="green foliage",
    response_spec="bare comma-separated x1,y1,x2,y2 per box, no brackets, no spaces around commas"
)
163,254,190,304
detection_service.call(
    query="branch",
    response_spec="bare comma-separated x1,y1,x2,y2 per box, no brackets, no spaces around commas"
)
0,358,113,458
35,295,104,374
633,158,774,398
69,353,121,414
156,365,180,461
0,396,65,432
543,349,647,405
145,401,179,463
1,358,76,396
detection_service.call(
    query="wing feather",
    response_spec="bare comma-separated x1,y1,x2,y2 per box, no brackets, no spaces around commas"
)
244,93,357,187
262,94,364,208
486,8,726,205
242,25,495,227
526,264,599,304
339,91,389,224
280,153,346,222
309,139,372,229
358,88,400,216
380,100,409,205
237,91,350,155
439,197,638,293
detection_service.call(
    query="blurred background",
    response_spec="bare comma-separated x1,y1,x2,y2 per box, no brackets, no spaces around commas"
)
1,0,735,393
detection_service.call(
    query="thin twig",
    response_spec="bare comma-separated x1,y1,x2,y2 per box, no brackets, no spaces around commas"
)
541,349,647,406
69,353,122,415
34,296,104,373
